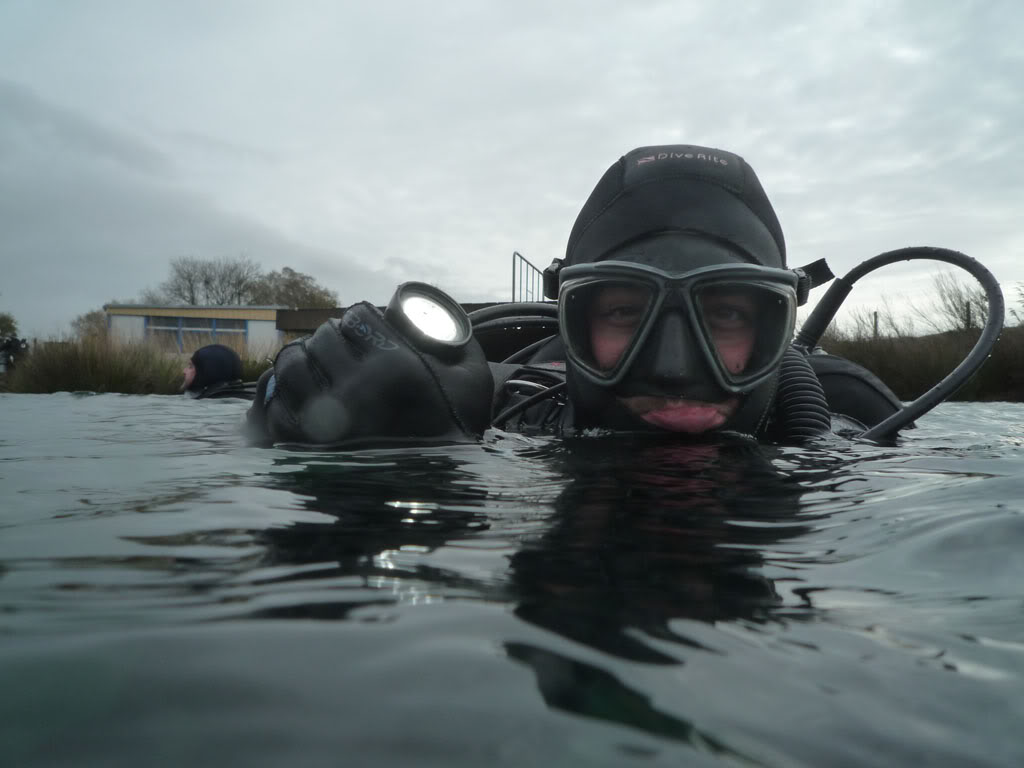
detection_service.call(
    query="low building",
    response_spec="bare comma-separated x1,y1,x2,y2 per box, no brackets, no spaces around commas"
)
104,304,285,354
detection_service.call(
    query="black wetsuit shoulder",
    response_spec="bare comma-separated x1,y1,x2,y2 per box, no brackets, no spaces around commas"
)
190,380,258,401
807,351,903,430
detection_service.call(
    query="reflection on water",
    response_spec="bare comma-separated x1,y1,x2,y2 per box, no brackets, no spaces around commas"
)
2,395,1024,766
509,438,809,663
252,452,495,620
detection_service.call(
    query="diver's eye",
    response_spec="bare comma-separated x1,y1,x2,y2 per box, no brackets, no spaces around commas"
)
591,285,650,329
706,304,752,330
597,303,645,328
701,293,757,332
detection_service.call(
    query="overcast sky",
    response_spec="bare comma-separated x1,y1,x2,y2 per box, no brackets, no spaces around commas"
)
1,0,1021,337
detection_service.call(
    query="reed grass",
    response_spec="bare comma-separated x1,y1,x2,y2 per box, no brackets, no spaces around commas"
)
818,324,1024,402
4,337,277,395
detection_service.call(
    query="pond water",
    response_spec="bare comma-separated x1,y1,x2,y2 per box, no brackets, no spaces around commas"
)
2,393,1023,767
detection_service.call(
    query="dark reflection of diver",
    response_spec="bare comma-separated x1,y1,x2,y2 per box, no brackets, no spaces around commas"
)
249,451,495,619
509,434,808,662
253,436,807,635
504,434,813,752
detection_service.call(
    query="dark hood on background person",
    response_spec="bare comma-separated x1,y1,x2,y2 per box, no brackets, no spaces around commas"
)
564,145,786,269
189,344,243,392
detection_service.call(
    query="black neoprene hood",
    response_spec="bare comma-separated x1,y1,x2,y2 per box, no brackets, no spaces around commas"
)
564,145,786,270
557,144,789,436
189,344,243,391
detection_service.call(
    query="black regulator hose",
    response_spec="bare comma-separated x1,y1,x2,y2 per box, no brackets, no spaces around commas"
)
467,303,560,351
467,302,558,326
468,302,566,425
775,347,832,442
471,317,559,335
793,246,1005,443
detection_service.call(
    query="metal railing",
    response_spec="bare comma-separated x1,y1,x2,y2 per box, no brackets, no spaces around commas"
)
512,251,545,303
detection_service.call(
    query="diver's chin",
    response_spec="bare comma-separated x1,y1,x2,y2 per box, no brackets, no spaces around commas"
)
619,395,739,434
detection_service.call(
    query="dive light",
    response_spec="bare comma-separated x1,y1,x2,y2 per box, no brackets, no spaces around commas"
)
384,281,473,356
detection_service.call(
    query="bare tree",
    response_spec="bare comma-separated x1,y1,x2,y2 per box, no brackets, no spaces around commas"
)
1010,282,1024,326
71,309,108,339
911,272,988,333
829,297,916,342
877,295,917,338
842,306,877,342
201,256,264,305
159,255,263,306
249,266,339,308
145,257,335,308
138,286,169,305
160,256,208,305
822,274,994,343
0,311,18,337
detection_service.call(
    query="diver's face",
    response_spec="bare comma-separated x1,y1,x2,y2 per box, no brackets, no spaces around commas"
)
182,360,196,391
588,285,758,433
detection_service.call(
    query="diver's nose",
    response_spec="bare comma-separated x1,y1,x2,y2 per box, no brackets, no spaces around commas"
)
637,309,707,385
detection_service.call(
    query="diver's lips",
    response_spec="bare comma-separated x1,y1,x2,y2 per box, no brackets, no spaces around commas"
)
622,396,738,433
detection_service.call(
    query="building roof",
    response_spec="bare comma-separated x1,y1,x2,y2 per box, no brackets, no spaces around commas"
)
104,305,285,321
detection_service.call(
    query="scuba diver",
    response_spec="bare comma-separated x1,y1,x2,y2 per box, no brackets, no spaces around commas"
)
245,144,1003,447
182,343,255,400
0,334,28,375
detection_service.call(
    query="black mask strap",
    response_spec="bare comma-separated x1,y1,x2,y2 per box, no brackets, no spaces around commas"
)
793,258,834,305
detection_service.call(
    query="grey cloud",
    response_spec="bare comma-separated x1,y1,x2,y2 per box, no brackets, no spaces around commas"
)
0,81,397,336
0,79,172,179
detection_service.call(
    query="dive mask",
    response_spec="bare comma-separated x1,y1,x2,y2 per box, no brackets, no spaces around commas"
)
558,261,798,394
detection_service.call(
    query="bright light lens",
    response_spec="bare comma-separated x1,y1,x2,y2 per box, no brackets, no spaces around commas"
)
402,295,459,341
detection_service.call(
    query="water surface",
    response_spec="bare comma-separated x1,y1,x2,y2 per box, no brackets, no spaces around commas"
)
2,393,1023,766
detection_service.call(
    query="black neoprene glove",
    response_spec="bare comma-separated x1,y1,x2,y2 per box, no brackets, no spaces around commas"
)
246,301,494,447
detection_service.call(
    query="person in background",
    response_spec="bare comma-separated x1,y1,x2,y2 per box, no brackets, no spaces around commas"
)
183,343,253,400
1,334,29,374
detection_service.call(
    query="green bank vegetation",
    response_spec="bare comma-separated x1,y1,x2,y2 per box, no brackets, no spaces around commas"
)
3,336,272,395
815,271,1020,401
818,325,1022,402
